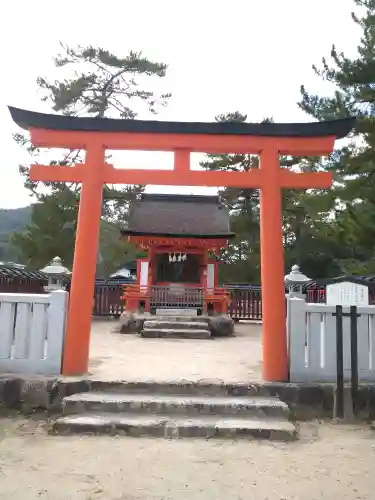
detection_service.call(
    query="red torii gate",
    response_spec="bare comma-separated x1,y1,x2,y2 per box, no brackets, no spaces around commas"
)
8,107,354,381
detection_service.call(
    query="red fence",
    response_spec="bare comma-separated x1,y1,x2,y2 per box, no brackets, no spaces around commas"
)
91,284,333,320
306,288,325,303
93,283,124,317
0,278,45,294
227,287,262,320
5,273,375,321
92,283,265,320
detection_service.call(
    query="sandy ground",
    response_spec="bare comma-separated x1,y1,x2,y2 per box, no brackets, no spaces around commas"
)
2,322,375,498
0,417,374,499
87,320,263,383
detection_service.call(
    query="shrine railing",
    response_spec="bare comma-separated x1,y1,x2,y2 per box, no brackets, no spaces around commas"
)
150,285,204,309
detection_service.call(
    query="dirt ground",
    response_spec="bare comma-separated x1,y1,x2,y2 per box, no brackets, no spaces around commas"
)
2,321,373,499
0,417,374,500
87,320,263,383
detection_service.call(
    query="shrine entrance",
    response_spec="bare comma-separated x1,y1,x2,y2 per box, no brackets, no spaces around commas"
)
121,193,232,316
8,106,354,381
155,254,201,284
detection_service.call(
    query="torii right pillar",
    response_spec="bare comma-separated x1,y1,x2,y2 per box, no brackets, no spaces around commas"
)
258,148,296,382
257,144,334,382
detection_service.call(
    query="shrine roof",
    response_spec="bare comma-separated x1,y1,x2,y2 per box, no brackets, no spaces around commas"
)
121,194,234,239
8,106,355,138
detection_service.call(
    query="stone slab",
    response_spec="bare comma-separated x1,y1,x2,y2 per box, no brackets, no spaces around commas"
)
141,328,212,339
53,412,297,441
156,309,198,316
62,392,289,418
148,316,209,323
143,321,210,330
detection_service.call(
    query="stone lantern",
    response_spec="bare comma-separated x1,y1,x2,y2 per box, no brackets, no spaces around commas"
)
284,264,312,299
40,256,71,292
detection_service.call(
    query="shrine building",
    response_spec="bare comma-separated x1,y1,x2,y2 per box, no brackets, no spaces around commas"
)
121,193,233,315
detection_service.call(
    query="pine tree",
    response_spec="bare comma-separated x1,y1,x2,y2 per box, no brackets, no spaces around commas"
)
12,43,171,269
299,0,375,274
200,112,262,282
200,113,339,281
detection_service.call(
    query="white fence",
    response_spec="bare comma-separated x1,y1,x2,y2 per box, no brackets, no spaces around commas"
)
288,298,375,382
0,290,68,375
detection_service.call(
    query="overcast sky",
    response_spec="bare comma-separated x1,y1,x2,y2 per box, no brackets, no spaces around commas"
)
0,0,361,208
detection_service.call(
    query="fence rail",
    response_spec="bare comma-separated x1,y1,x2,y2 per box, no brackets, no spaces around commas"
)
0,290,68,375
288,298,375,382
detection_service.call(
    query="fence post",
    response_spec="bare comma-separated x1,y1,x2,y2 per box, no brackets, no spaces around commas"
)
287,297,306,382
350,305,360,415
332,305,362,421
46,290,69,374
333,305,345,419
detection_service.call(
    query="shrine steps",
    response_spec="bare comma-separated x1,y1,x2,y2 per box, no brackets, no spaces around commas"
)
141,316,212,339
141,328,211,339
53,391,297,441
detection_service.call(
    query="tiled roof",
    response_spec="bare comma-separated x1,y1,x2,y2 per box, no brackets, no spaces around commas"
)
122,194,234,238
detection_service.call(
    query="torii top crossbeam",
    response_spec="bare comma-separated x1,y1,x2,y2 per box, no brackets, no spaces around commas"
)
8,106,355,381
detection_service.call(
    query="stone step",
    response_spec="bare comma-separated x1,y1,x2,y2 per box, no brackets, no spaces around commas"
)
149,316,209,323
58,381,275,398
62,392,289,419
53,413,297,441
141,328,211,339
155,308,198,316
143,320,210,331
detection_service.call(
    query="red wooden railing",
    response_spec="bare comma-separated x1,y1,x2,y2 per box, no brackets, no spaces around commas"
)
150,285,204,309
122,284,230,314
227,287,262,320
93,283,125,317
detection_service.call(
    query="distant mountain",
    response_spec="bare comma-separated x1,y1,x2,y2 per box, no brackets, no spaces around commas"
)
0,206,32,261
0,205,136,274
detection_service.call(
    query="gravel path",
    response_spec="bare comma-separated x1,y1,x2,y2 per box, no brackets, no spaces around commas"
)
0,417,374,499
88,321,262,383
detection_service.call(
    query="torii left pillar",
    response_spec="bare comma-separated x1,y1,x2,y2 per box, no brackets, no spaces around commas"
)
64,144,106,373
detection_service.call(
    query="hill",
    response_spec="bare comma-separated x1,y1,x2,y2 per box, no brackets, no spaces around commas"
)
0,206,32,261
0,205,137,273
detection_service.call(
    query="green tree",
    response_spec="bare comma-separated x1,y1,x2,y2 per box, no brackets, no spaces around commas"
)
12,43,171,270
282,190,343,278
200,112,262,283
200,111,344,281
11,190,77,269
11,190,145,273
299,0,375,275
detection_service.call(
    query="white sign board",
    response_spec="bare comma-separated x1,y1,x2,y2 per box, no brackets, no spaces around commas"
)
326,281,369,306
139,261,149,287
206,263,215,291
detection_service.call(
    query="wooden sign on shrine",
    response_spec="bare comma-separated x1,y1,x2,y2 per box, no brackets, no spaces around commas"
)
8,106,355,381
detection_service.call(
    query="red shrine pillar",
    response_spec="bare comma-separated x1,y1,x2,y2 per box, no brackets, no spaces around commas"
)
259,149,288,382
62,144,105,375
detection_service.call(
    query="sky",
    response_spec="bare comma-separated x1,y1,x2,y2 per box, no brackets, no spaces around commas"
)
0,0,362,209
